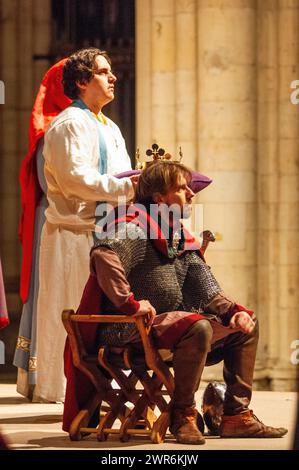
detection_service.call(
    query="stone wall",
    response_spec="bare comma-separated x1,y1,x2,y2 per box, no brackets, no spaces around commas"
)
0,0,52,378
136,0,299,390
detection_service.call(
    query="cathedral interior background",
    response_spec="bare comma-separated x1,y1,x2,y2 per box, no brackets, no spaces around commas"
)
0,0,298,391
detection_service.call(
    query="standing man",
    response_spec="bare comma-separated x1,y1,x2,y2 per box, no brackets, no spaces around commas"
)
36,48,135,402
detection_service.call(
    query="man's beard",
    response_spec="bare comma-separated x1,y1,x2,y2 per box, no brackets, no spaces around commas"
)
180,203,192,219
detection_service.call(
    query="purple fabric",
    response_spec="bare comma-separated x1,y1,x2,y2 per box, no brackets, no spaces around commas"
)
115,169,212,194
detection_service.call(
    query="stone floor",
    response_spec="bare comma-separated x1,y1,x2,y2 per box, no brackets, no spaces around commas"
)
0,384,297,451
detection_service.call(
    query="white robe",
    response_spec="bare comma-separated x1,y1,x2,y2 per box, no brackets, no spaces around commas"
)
35,107,133,402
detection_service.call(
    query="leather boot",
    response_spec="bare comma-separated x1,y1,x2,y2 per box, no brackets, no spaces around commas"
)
222,318,259,415
220,410,288,438
172,320,213,409
170,407,206,445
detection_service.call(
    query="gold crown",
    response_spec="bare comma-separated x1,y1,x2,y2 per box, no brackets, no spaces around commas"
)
135,143,183,170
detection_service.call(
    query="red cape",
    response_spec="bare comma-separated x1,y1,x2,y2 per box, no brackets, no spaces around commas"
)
19,59,71,303
63,275,102,432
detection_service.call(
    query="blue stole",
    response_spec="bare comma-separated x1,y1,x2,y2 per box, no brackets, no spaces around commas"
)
71,99,108,174
71,99,108,239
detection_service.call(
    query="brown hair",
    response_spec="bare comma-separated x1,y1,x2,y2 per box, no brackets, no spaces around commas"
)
135,160,192,205
62,47,111,99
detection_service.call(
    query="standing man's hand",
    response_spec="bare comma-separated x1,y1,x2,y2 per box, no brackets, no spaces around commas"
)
132,299,156,327
229,312,255,334
130,174,139,190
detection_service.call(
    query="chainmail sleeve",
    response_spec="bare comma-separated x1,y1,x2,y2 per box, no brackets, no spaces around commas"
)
182,251,222,312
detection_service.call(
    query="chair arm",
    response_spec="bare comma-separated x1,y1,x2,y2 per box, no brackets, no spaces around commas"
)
63,310,151,348
69,314,146,323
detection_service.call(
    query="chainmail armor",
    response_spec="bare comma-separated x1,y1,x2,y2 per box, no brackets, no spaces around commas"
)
93,222,222,346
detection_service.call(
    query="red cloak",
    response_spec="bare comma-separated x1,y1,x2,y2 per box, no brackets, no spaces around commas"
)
19,59,71,303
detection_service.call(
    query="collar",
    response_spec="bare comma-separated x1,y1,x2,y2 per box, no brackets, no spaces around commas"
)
106,204,203,259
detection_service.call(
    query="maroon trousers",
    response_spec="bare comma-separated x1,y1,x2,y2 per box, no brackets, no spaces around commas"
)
171,316,259,414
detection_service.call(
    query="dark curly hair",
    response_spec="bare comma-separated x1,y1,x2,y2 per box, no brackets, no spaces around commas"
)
62,48,111,100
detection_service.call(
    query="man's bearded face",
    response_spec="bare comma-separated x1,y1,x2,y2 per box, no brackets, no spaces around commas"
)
155,173,195,219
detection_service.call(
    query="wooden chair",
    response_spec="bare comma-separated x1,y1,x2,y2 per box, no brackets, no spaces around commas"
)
62,230,215,443
62,311,174,443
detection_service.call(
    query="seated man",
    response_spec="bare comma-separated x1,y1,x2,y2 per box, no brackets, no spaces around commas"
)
72,160,288,445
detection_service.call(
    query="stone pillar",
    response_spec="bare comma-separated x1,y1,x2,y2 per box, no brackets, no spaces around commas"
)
136,0,198,165
32,0,52,90
256,0,279,386
0,0,51,373
256,0,299,391
151,0,176,154
175,0,198,168
0,0,51,292
0,0,21,303
136,0,152,152
196,0,257,309
275,0,299,389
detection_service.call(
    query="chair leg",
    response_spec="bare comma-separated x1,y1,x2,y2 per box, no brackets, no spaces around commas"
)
96,399,129,441
151,409,171,444
69,393,102,441
119,393,154,442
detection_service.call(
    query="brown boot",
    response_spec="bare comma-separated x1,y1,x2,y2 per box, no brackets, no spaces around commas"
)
170,407,206,445
220,410,288,438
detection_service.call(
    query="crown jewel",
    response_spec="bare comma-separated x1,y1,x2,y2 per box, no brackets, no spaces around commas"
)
135,143,183,170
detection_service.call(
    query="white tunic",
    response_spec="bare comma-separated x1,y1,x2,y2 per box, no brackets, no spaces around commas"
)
36,107,133,402
44,106,134,229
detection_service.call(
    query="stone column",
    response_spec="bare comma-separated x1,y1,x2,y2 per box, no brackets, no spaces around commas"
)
0,0,51,371
0,0,21,307
257,0,299,391
175,0,198,168
256,0,280,385
32,0,52,90
275,0,299,389
196,0,257,309
151,0,176,154
136,0,198,164
136,0,152,153
0,0,51,295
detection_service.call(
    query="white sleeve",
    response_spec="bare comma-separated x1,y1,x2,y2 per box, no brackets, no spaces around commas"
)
45,118,134,203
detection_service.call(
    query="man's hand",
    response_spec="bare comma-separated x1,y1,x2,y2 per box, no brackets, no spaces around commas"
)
229,311,255,334
130,174,139,190
132,299,156,327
